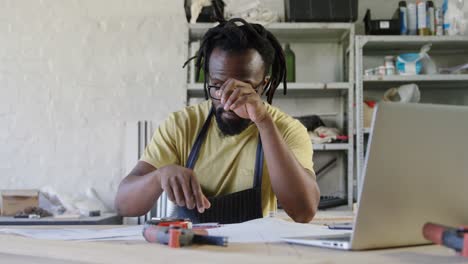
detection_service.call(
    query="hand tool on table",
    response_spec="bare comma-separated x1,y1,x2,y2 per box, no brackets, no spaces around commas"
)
142,218,227,248
423,222,468,258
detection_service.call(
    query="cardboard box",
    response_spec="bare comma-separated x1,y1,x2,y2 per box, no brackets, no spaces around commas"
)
1,190,39,216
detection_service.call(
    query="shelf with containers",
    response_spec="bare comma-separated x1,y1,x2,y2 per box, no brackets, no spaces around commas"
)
187,22,356,208
355,35,468,196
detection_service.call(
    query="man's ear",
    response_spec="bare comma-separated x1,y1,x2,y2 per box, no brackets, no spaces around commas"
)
260,76,270,95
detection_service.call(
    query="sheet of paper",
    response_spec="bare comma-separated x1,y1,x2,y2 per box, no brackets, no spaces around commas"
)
207,217,351,243
0,218,350,243
0,226,144,241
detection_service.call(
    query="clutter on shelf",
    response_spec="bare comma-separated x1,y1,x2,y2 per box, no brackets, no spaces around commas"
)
310,127,349,144
185,0,225,24
14,206,52,218
363,101,376,129
396,44,436,75
439,63,468,74
285,0,358,22
295,115,325,130
0,188,110,219
364,44,436,76
40,187,110,218
284,43,296,82
365,0,468,36
443,0,468,36
364,8,400,35
196,63,205,83
295,115,348,144
383,83,421,103
362,83,421,129
186,0,284,24
223,0,282,23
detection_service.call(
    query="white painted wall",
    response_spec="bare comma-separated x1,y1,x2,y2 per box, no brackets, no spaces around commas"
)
0,0,187,208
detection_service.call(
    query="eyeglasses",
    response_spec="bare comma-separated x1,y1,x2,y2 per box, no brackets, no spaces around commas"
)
207,83,263,101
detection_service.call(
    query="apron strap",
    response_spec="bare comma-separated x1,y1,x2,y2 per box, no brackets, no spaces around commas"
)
186,106,264,190
186,108,214,169
174,107,265,224
253,135,263,189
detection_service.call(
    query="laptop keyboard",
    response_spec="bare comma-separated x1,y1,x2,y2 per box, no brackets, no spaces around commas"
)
278,196,348,210
319,196,348,209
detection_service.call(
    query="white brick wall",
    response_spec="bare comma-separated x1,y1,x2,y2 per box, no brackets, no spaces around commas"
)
0,0,187,208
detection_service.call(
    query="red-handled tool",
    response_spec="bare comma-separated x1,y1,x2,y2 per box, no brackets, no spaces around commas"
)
142,218,228,248
423,222,468,257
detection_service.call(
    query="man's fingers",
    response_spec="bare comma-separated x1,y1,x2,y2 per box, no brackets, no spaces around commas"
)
220,79,235,104
164,185,176,204
230,94,250,110
190,176,206,213
179,176,195,210
202,195,211,209
170,179,185,207
224,87,241,111
219,78,233,91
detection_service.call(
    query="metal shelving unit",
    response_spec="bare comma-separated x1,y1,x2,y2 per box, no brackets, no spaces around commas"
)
363,74,468,89
188,23,355,208
355,35,468,51
188,82,351,97
355,35,468,196
190,22,353,42
313,143,350,151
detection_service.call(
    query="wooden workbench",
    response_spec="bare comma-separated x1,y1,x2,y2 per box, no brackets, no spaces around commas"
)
0,210,463,264
0,233,460,264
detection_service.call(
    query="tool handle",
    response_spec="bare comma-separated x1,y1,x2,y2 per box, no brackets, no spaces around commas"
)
423,222,467,257
142,222,228,247
463,232,468,257
169,228,181,248
143,224,194,247
423,222,447,244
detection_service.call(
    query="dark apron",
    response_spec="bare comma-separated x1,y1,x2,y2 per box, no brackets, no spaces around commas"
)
171,108,264,224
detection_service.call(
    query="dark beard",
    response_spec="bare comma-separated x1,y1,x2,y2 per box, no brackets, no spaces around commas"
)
214,107,251,136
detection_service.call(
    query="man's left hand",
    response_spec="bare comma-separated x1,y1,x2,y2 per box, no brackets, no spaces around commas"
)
217,78,268,124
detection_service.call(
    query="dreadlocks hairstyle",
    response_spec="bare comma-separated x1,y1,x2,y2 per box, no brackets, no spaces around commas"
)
183,17,287,104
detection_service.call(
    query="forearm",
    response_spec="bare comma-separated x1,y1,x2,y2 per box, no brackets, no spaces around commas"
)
115,171,163,216
256,115,320,223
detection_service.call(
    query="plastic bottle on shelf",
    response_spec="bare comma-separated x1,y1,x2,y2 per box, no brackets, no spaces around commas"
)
417,1,430,35
408,3,418,35
427,1,436,35
196,66,205,83
399,1,409,35
443,0,456,35
384,56,396,75
284,43,296,83
435,6,444,35
443,0,468,36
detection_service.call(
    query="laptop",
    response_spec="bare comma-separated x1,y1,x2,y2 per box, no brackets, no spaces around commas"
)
283,102,468,250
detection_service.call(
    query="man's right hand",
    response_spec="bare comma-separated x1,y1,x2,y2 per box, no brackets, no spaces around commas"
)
157,165,211,213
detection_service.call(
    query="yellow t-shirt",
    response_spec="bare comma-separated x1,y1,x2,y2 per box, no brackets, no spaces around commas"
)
141,100,314,216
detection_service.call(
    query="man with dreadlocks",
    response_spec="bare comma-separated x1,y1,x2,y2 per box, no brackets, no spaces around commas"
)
115,18,320,224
